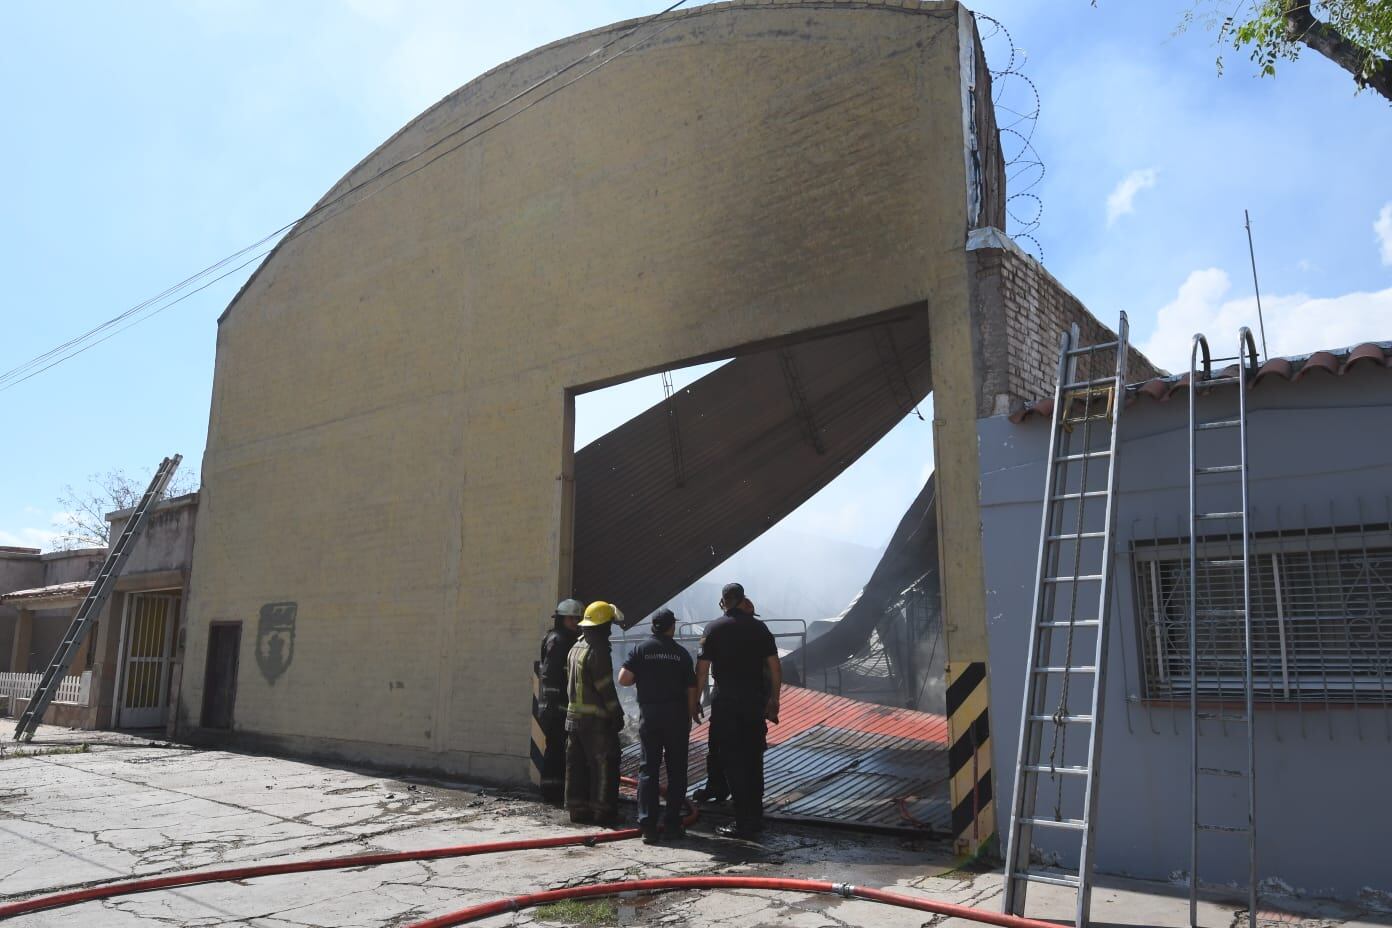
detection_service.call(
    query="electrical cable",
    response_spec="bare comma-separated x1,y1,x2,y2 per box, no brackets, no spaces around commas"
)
401,876,1063,928
0,247,275,394
0,0,689,394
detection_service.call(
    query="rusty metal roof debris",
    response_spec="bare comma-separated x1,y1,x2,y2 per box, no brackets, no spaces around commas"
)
0,580,94,606
1010,341,1392,424
621,684,951,833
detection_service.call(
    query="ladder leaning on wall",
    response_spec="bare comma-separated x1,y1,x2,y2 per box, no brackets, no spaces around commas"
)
12,455,182,742
1002,313,1128,928
1187,330,1260,928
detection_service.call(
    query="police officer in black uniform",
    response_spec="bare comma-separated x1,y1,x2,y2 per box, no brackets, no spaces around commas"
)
618,608,697,844
693,583,781,839
536,598,584,805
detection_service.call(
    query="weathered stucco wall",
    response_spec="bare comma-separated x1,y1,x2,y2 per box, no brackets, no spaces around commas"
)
89,495,199,731
182,2,991,781
107,493,198,580
0,549,43,672
979,369,1392,898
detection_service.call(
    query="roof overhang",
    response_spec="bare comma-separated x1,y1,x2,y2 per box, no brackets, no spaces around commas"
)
0,580,93,610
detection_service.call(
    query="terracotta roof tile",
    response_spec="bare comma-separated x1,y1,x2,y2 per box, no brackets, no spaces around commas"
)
1253,357,1293,384
1010,342,1391,423
1342,342,1389,373
1293,349,1340,380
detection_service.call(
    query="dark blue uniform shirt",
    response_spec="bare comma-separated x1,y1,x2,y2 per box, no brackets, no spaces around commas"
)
698,610,777,701
622,634,696,706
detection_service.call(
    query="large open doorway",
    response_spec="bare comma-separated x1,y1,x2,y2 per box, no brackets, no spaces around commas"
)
567,310,951,833
114,590,181,729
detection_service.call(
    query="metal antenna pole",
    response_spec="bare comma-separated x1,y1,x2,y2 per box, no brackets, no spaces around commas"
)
1243,210,1269,362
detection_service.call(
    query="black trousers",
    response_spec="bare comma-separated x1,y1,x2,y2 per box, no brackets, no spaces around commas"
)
637,702,690,827
565,717,620,819
539,706,567,802
709,699,767,830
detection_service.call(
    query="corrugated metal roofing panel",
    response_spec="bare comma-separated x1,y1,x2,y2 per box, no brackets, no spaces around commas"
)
620,684,950,833
573,309,932,621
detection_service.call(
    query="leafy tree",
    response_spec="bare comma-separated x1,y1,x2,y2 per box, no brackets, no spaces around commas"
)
54,467,197,550
1181,1,1392,101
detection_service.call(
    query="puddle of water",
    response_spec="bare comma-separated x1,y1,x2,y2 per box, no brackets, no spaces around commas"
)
615,892,666,925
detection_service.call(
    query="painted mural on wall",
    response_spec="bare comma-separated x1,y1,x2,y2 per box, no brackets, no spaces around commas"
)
256,602,296,684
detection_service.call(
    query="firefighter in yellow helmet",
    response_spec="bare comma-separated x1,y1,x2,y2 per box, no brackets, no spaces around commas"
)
564,601,626,824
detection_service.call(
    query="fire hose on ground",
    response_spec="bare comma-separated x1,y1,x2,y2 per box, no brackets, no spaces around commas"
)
0,777,1055,928
403,877,1061,928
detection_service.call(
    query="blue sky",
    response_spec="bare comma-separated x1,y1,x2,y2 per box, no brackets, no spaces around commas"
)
2,0,1389,556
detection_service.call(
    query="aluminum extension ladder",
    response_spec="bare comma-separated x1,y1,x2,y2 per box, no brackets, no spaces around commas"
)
1004,314,1128,928
1187,331,1259,928
13,455,182,742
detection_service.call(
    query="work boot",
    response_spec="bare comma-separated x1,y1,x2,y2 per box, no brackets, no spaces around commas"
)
641,823,660,845
715,822,759,840
662,821,685,840
569,809,594,825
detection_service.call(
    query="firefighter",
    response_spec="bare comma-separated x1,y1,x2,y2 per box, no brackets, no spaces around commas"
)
536,598,584,805
618,607,696,843
565,600,626,825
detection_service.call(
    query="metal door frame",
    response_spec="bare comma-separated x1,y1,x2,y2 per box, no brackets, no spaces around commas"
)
113,589,182,729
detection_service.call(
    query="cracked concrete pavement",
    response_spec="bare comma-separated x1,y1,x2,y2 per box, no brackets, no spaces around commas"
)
1,727,1388,927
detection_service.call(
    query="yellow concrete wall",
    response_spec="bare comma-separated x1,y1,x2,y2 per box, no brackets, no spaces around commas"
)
182,1,979,781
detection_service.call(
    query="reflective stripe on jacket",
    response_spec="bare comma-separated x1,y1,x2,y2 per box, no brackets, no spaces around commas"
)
567,638,621,722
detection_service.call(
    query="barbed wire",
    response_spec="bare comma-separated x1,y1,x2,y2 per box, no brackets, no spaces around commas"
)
975,13,1047,263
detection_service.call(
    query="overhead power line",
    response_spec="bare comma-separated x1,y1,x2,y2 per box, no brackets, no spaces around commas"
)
0,0,689,394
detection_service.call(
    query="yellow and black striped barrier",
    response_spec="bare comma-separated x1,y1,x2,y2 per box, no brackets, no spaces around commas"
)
946,660,995,858
529,662,545,788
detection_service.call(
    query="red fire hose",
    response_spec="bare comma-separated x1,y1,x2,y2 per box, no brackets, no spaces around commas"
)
0,777,686,921
0,784,1052,928
402,876,1062,928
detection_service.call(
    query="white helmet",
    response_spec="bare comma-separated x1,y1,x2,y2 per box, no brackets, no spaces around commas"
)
554,598,585,618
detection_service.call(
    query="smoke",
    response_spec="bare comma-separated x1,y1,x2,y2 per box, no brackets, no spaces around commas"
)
658,525,882,625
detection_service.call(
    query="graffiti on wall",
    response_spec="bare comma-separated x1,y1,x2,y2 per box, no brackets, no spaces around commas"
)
256,602,297,684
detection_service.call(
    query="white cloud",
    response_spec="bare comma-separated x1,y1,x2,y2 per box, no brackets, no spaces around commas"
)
1105,168,1157,226
1138,268,1392,372
1375,202,1392,266
0,523,62,551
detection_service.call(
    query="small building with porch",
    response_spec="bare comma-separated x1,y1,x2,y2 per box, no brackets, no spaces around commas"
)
0,493,198,734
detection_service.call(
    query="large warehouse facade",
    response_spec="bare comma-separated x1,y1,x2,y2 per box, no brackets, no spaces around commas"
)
180,1,990,776
173,1,1151,857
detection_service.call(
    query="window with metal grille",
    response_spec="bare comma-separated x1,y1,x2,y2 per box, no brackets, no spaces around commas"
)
1134,525,1392,704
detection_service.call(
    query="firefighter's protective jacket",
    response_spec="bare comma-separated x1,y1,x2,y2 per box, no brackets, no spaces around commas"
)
566,637,622,725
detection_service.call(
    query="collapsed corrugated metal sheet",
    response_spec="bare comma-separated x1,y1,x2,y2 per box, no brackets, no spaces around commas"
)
1010,341,1392,424
782,472,938,682
621,684,950,832
573,309,932,619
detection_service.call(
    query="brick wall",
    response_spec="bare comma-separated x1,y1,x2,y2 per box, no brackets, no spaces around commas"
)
970,231,1162,417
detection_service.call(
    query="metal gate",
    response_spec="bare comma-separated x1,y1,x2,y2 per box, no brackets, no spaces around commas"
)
116,591,180,728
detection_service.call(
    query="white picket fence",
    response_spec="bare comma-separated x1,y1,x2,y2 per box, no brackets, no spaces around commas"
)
0,670,91,707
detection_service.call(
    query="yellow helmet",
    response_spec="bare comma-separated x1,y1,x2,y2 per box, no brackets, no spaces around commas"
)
580,601,620,627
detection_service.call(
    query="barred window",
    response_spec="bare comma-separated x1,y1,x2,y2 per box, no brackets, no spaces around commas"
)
1135,527,1392,704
